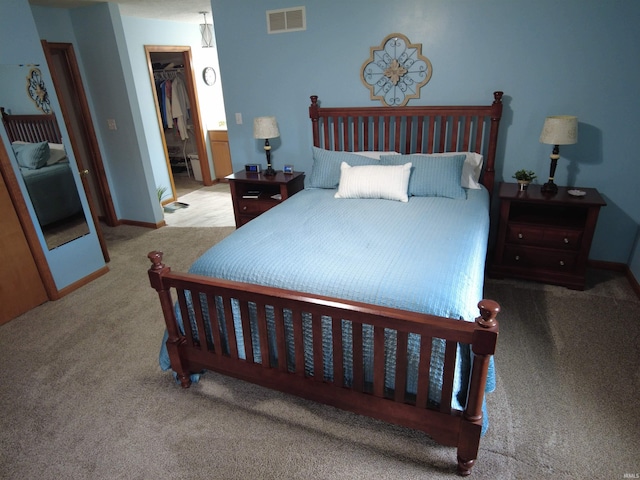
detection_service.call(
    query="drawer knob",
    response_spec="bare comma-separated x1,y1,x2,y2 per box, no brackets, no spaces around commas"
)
515,255,520,261
559,260,565,266
242,206,247,211
564,238,569,244
518,233,523,239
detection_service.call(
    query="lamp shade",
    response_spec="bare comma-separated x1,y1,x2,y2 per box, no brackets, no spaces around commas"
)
539,115,578,145
253,116,280,139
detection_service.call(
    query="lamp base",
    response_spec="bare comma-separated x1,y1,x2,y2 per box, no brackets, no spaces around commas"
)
541,180,558,195
263,166,276,176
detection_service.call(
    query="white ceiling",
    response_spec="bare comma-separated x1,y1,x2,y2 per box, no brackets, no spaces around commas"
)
28,0,212,24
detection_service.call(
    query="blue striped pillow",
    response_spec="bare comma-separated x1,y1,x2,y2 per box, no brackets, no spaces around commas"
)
380,154,467,199
308,147,379,188
12,141,50,170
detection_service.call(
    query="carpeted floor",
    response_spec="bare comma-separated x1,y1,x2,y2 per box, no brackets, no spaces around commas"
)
0,224,638,479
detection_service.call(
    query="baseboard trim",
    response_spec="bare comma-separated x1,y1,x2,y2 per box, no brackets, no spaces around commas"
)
56,266,110,299
589,259,640,299
120,219,165,229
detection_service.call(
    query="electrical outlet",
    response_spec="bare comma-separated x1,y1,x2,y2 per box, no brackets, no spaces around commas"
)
107,118,117,130
235,113,242,125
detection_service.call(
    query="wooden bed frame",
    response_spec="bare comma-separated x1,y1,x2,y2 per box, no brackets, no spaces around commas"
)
148,92,503,476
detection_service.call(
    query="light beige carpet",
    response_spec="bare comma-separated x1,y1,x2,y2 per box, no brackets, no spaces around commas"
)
0,224,638,479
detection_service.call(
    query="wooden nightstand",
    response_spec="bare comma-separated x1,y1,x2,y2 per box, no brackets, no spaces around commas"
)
227,170,305,228
490,183,606,290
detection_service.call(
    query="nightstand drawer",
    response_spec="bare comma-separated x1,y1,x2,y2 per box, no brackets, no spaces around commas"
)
503,245,578,270
237,198,276,215
506,224,583,250
506,224,543,245
542,228,583,250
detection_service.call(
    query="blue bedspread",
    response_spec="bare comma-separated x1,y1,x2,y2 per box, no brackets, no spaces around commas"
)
159,187,495,432
192,188,489,321
20,161,82,226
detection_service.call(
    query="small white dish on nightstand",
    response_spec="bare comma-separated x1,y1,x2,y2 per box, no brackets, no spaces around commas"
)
568,189,586,197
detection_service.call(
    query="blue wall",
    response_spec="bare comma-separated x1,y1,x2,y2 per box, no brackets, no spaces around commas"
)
211,0,640,275
69,3,161,224
119,15,226,198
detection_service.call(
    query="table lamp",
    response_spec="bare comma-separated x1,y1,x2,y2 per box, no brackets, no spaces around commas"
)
539,115,578,194
253,116,280,176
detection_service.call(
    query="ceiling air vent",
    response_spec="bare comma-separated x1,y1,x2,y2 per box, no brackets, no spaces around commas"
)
267,6,306,34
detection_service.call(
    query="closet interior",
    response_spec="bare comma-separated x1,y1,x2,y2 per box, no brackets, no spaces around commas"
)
151,52,201,185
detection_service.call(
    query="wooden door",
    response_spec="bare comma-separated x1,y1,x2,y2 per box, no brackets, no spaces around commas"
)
0,168,48,324
209,130,233,180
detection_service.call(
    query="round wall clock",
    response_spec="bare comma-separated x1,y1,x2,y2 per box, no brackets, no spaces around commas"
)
203,67,216,86
26,68,52,113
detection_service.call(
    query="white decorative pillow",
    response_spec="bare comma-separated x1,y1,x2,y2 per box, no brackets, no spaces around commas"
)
47,143,68,165
334,161,411,202
413,152,484,189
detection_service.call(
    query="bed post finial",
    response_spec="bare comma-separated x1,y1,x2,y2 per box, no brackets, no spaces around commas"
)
148,251,172,291
477,299,500,328
148,251,165,271
491,91,504,122
309,95,320,147
309,95,319,120
491,91,504,121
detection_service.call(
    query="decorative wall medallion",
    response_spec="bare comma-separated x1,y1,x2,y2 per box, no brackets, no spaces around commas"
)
360,33,432,107
26,68,52,114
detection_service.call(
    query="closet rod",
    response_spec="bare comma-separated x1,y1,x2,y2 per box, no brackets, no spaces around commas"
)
154,68,183,80
154,67,183,73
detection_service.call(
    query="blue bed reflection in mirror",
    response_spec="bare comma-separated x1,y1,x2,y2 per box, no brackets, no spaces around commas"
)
12,140,89,249
0,65,89,250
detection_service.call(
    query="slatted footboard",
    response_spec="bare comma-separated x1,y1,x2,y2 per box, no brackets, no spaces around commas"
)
148,251,499,476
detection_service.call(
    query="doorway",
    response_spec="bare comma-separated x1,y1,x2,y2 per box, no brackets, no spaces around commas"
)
42,41,115,262
145,46,212,207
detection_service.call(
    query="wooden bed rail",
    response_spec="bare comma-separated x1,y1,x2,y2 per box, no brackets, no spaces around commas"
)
148,251,499,476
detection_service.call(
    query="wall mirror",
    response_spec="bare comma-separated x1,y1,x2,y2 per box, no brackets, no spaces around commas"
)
0,64,89,250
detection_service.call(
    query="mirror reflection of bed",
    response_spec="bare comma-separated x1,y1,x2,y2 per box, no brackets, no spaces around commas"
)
1,106,90,250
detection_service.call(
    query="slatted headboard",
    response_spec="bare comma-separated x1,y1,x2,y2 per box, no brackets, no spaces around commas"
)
1,107,63,144
309,91,503,196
